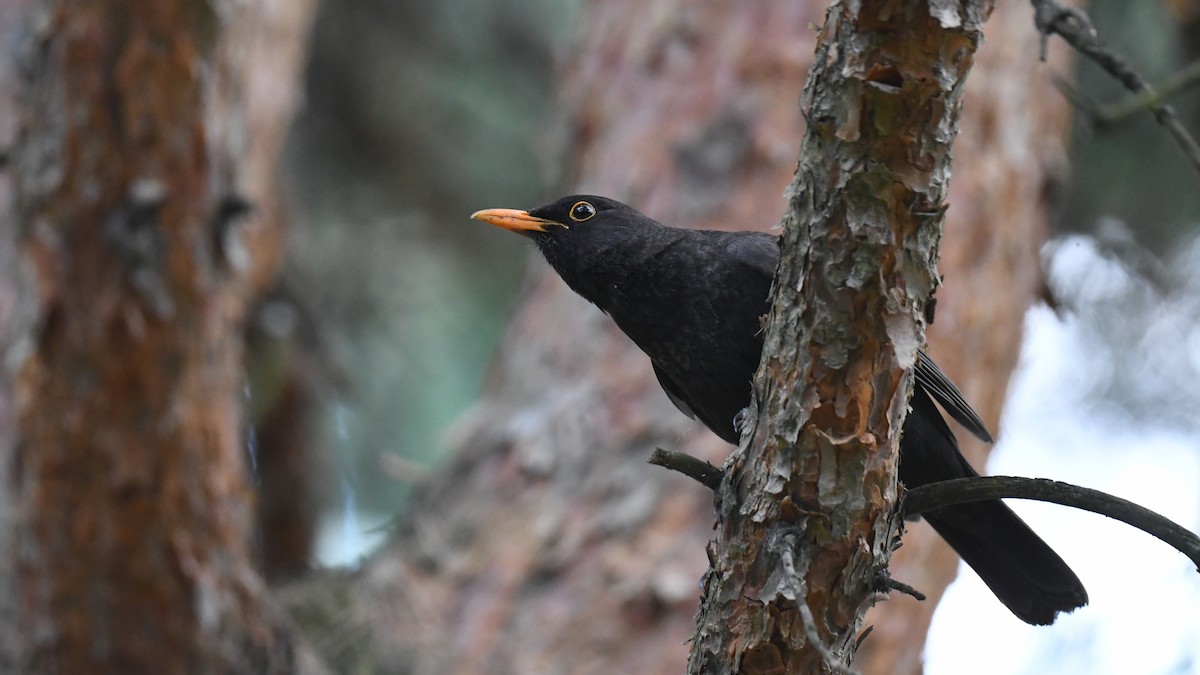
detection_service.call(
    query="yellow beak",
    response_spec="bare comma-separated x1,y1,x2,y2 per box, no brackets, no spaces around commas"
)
470,208,564,234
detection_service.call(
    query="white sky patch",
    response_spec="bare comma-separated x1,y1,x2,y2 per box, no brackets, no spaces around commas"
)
925,238,1200,675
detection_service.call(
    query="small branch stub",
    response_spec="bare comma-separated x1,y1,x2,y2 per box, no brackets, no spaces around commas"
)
648,448,724,491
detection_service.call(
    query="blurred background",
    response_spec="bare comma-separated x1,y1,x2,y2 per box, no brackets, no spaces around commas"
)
263,0,1200,672
279,0,577,532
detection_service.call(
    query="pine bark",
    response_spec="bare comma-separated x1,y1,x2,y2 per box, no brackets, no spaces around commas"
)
2,0,318,671
687,2,994,672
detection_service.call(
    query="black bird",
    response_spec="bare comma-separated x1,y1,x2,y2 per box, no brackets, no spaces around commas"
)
472,195,1087,625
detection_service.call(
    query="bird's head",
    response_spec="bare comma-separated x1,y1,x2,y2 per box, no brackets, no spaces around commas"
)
471,194,664,308
470,195,639,241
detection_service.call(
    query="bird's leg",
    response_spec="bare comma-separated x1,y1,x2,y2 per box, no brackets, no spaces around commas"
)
733,407,750,436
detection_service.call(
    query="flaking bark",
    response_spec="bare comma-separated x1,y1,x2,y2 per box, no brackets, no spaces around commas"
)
688,3,997,673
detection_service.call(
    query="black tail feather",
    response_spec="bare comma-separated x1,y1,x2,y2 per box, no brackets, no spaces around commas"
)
903,387,1087,624
924,499,1088,625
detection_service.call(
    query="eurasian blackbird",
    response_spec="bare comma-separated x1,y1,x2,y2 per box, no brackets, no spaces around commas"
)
472,194,1087,625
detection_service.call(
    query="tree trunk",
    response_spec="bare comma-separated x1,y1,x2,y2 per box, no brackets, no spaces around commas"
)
292,1,1076,673
687,2,992,672
854,4,1078,670
2,0,319,672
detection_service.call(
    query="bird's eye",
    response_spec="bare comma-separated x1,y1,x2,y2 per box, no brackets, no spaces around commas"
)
569,201,597,222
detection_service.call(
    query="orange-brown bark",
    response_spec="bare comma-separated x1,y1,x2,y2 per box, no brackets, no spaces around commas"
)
687,3,994,672
854,4,1078,670
6,0,317,671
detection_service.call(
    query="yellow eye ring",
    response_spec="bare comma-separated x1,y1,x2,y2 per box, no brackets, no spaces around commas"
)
569,201,597,222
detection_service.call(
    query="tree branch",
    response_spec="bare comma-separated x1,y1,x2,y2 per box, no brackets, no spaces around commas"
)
647,448,723,491
873,570,927,602
903,476,1200,570
1031,0,1200,177
1095,59,1200,126
650,444,1200,572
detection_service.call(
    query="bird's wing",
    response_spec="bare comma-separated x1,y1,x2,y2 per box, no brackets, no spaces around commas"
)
914,351,994,443
653,363,697,420
725,231,781,280
723,233,993,443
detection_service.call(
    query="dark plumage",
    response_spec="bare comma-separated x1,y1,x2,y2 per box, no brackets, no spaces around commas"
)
472,194,1087,625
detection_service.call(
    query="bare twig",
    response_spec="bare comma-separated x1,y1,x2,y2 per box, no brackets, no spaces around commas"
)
873,571,927,601
853,626,874,652
1101,59,1200,124
1032,0,1200,176
647,447,723,490
779,539,859,675
797,602,858,675
1053,59,1200,131
902,475,1200,571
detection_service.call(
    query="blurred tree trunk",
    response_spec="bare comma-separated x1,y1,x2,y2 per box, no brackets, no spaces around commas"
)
247,287,332,581
288,1,1075,673
1,0,319,672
